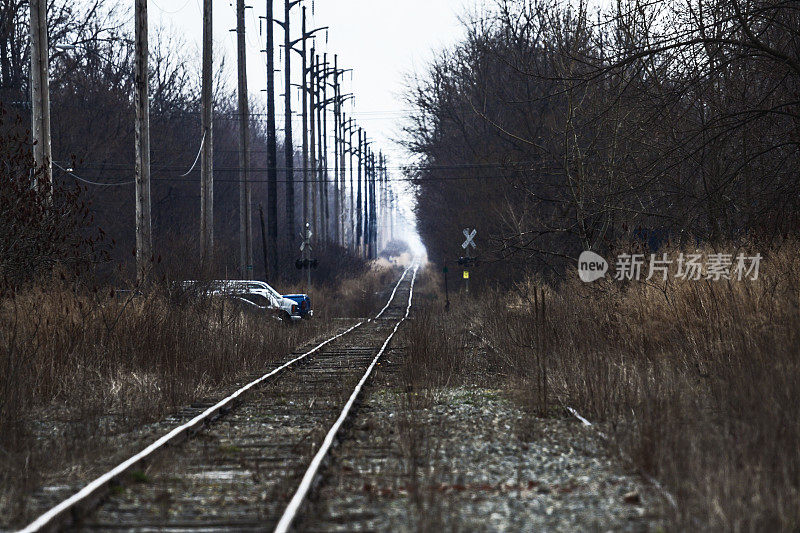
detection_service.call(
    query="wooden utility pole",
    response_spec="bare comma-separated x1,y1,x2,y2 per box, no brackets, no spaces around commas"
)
370,150,377,259
134,0,152,281
381,153,388,252
332,54,340,246
300,8,309,239
345,118,355,249
29,0,51,198
259,204,268,280
288,12,327,247
372,152,378,258
378,152,384,252
389,182,395,242
236,0,253,278
309,50,317,241
366,149,373,259
200,0,214,266
373,152,379,256
365,142,373,257
321,53,329,241
263,0,278,277
356,127,363,254
277,0,301,250
364,144,372,259
347,118,356,251
339,110,347,247
314,54,327,242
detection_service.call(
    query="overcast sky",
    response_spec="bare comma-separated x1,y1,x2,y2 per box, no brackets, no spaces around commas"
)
148,0,470,251
150,0,468,163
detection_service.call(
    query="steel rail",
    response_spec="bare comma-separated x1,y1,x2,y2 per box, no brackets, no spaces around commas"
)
274,263,420,533
19,265,413,533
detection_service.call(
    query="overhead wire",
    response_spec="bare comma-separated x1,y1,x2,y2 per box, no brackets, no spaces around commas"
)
53,161,136,187
149,0,193,15
178,131,206,176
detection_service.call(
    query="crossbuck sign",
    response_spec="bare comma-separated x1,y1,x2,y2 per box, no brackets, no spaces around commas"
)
462,228,477,250
300,224,313,252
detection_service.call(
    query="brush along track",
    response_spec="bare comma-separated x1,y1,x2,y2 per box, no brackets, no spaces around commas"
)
18,265,417,533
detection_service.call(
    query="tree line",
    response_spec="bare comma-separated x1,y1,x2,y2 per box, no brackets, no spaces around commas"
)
404,0,800,282
0,0,367,288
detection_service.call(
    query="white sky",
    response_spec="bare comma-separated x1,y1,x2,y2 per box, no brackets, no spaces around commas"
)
148,0,470,252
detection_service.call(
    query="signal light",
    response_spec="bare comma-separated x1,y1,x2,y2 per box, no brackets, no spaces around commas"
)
295,259,320,270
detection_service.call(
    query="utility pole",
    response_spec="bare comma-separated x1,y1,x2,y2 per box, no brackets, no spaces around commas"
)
29,0,51,198
287,9,325,248
299,8,309,244
339,111,347,247
315,54,324,241
389,181,395,242
370,150,377,259
332,54,340,247
134,0,152,282
309,49,317,241
236,0,253,278
366,143,373,258
345,117,355,249
200,0,213,267
276,0,301,251
331,64,353,248
321,52,329,242
259,204,268,280
314,53,324,241
339,111,347,246
366,149,373,260
262,0,278,277
364,147,372,260
380,156,389,249
313,53,330,243
378,152,384,253
373,152,379,257
356,127,363,255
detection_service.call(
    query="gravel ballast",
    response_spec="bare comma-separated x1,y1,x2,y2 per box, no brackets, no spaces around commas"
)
303,384,665,532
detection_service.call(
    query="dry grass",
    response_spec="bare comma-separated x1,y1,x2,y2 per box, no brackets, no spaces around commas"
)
308,262,401,319
406,241,800,530
0,263,397,526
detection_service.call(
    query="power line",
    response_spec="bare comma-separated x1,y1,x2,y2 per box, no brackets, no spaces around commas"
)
178,131,205,176
59,160,547,171
54,161,136,186
59,170,534,186
149,0,193,15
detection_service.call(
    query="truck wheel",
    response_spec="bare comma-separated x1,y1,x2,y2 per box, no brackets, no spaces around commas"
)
280,311,293,325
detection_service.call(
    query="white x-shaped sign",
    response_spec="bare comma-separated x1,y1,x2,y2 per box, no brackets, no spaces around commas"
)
462,228,477,249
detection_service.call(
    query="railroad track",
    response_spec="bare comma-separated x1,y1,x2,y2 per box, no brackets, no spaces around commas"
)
20,263,419,533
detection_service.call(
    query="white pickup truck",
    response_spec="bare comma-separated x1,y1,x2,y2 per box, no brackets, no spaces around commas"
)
180,280,312,322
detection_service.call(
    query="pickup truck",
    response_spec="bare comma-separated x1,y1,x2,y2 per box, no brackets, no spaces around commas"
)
179,280,312,322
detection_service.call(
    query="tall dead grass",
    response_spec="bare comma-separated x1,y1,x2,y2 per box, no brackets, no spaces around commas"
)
309,263,399,319
408,241,800,530
0,262,397,525
480,240,800,530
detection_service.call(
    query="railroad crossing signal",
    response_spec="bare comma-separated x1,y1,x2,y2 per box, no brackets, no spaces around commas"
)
300,225,313,252
462,228,477,250
298,223,317,290
459,228,477,294
295,258,319,270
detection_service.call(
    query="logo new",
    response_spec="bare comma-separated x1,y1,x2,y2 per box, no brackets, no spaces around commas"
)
578,251,608,282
